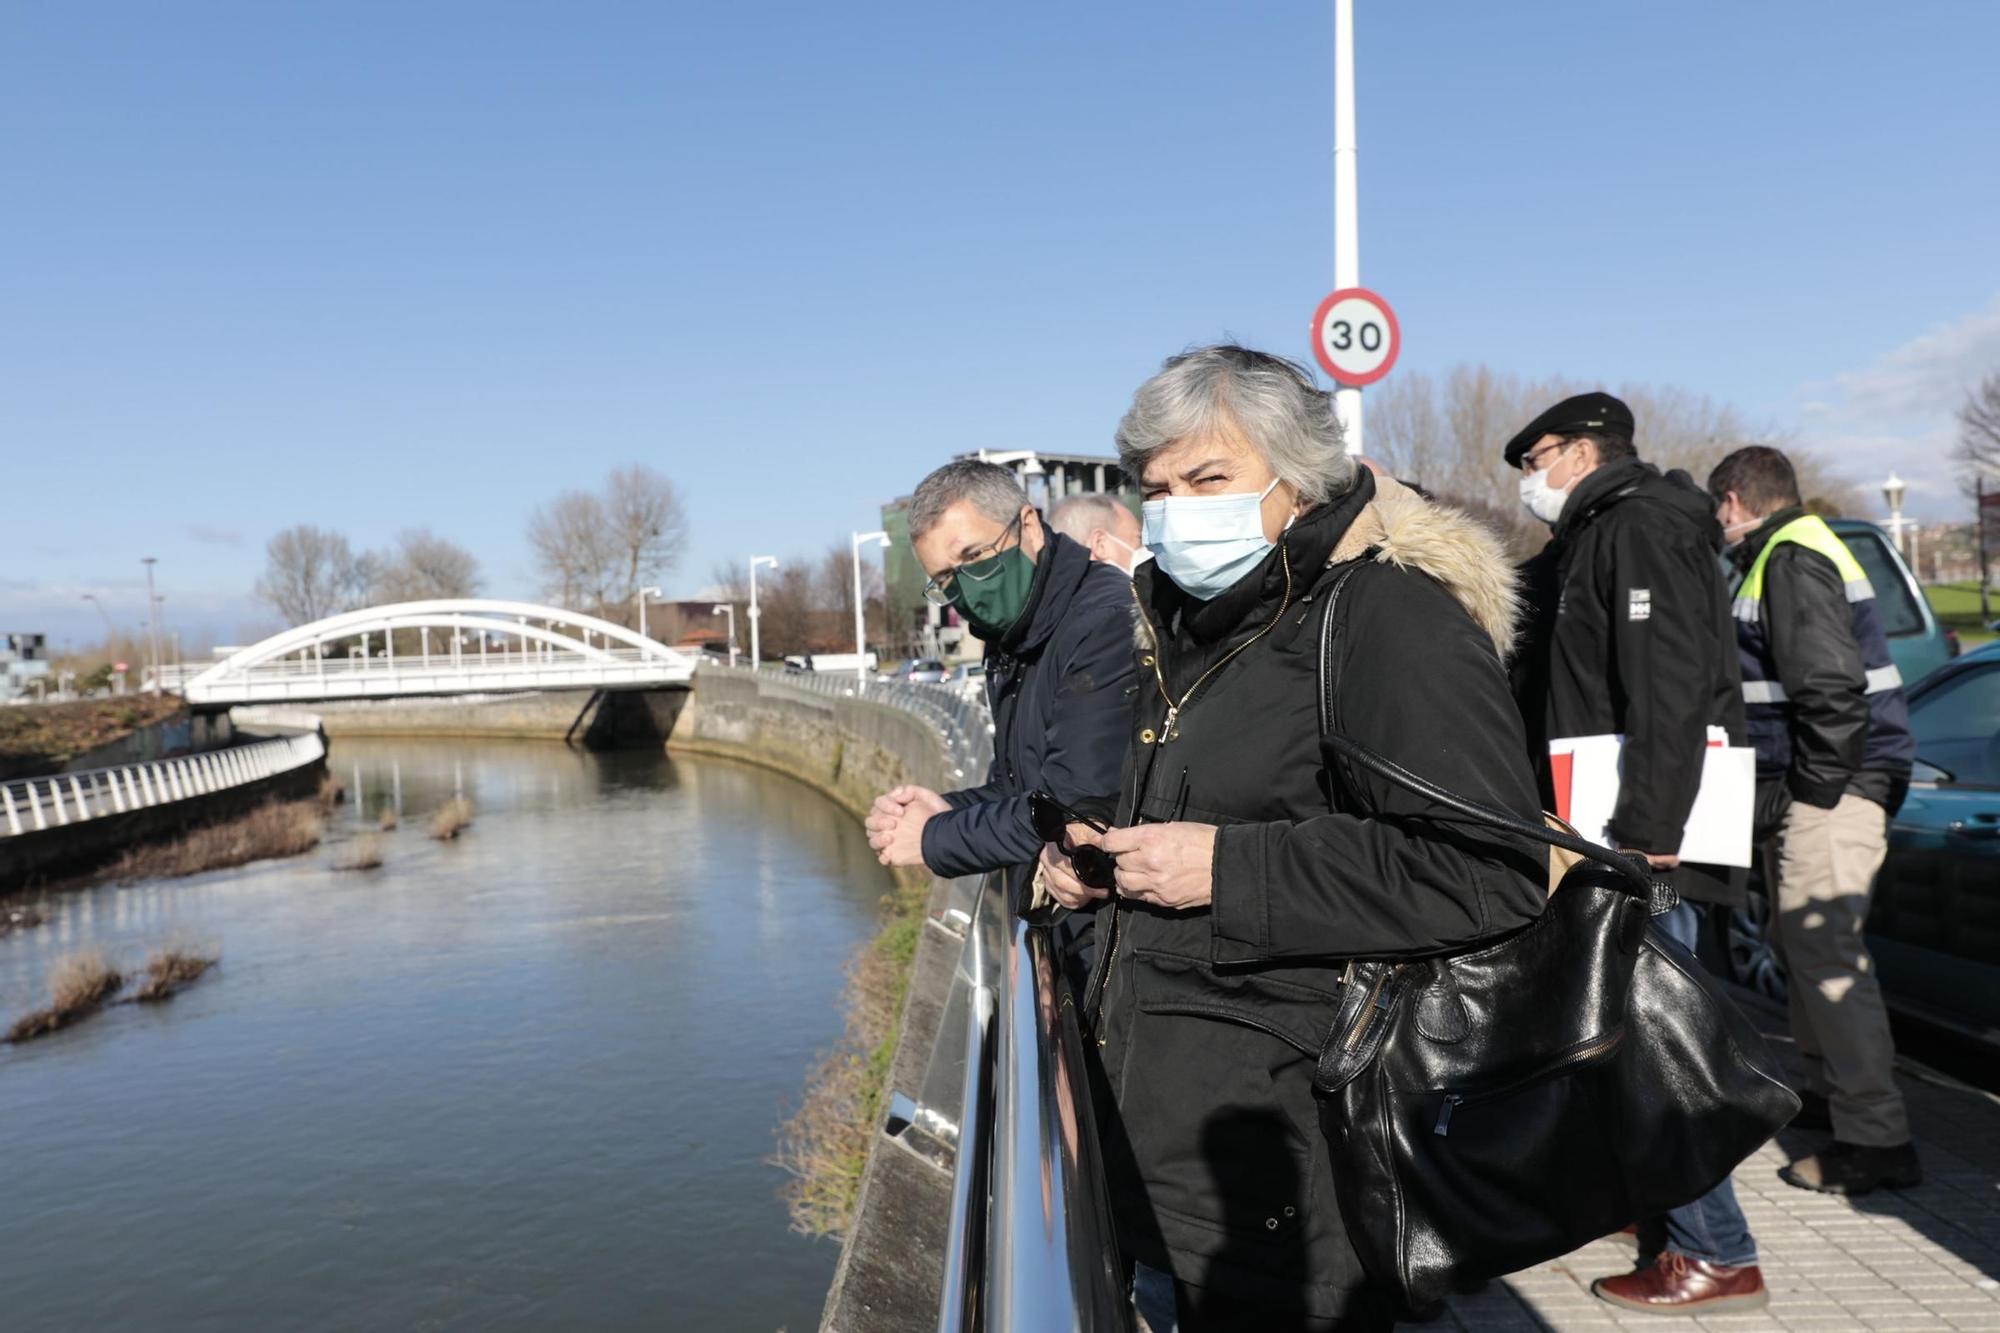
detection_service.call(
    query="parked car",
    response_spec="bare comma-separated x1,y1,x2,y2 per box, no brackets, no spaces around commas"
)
879,658,947,684
1712,640,2000,1050
1826,518,1958,684
943,662,987,695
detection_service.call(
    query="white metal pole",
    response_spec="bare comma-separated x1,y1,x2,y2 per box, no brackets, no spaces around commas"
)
142,557,162,694
1333,0,1363,456
749,556,777,671
851,532,888,685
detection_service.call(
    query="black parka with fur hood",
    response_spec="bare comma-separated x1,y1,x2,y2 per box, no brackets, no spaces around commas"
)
1082,471,1546,1318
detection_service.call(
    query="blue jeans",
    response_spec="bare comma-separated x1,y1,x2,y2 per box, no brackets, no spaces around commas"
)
1133,1261,1179,1332
1652,901,1759,1268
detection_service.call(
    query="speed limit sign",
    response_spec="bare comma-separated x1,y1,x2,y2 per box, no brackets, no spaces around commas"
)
1310,287,1400,387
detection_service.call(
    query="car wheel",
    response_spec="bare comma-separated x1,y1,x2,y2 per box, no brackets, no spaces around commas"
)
1719,887,1788,1002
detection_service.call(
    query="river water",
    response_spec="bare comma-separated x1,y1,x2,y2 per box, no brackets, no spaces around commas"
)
0,737,893,1332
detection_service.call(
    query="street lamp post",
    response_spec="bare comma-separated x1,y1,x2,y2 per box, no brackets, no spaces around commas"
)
1882,472,1912,568
748,555,778,670
637,585,663,640
851,531,889,685
142,557,161,694
81,593,114,641
711,604,738,667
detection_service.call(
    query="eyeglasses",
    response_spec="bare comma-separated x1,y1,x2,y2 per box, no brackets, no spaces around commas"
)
1519,439,1576,475
921,513,1023,606
1028,791,1118,890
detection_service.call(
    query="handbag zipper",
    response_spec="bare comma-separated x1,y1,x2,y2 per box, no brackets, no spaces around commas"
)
1431,1028,1627,1136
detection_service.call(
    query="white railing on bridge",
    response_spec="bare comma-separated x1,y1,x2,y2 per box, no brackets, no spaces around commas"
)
175,599,702,706
0,730,326,839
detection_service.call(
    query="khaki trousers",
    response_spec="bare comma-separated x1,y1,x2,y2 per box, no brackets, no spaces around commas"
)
1772,792,1909,1147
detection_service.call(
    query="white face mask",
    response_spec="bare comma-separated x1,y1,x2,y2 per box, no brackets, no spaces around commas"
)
1101,532,1148,578
1721,517,1760,547
1141,478,1282,600
1519,468,1572,525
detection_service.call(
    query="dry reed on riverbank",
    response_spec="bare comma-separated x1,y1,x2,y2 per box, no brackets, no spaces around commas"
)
1,903,47,940
105,797,324,882
6,950,122,1042
378,806,399,831
317,772,345,812
335,835,384,871
429,796,473,840
772,880,925,1238
133,946,218,1003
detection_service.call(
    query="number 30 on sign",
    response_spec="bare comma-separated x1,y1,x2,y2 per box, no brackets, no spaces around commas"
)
1310,287,1400,387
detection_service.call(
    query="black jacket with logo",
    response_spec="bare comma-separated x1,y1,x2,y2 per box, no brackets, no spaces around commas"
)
1084,473,1545,1318
1511,458,1746,905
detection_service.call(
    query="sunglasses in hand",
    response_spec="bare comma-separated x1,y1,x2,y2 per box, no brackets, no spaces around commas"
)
1029,791,1118,891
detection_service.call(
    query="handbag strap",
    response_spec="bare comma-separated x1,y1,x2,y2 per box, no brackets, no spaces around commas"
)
1313,558,1670,909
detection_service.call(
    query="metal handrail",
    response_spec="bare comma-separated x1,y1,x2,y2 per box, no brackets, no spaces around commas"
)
0,731,326,839
937,876,1134,1333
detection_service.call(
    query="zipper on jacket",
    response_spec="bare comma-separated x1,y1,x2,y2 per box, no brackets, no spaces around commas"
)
1090,544,1296,1045
1129,542,1295,745
1430,1029,1626,1137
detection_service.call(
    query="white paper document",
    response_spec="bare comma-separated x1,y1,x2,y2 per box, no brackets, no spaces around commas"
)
1548,728,1755,868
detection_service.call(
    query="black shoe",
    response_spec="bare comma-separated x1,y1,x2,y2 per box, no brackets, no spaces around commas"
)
1790,1090,1832,1132
1779,1140,1922,1195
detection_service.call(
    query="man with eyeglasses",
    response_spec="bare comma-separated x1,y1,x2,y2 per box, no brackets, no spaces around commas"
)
1504,393,1762,1317
864,460,1135,895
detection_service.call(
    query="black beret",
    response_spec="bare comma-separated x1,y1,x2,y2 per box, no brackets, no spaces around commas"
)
1502,392,1635,466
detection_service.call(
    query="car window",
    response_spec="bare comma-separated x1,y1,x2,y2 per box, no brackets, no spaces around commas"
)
1840,527,1925,636
1910,665,2000,786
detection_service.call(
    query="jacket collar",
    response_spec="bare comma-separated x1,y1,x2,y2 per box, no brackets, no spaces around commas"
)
1001,528,1091,654
1729,504,1806,575
1553,456,1651,540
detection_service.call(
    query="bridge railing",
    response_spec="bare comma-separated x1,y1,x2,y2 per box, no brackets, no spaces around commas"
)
931,874,1134,1333
0,730,327,839
716,664,994,788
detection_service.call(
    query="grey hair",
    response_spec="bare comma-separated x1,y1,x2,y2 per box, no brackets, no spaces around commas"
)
907,459,1029,541
1114,345,1358,504
1047,493,1130,545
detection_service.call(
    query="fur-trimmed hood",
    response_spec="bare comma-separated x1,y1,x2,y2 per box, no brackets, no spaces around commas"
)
1327,474,1522,656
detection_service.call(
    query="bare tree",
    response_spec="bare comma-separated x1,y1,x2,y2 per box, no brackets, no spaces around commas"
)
528,491,619,614
1958,371,2000,483
816,541,887,643
756,565,817,658
1363,364,1856,556
254,525,368,625
372,528,482,603
604,464,690,626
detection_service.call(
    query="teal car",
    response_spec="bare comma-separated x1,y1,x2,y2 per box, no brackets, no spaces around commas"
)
1826,518,1958,685
1716,641,2000,1050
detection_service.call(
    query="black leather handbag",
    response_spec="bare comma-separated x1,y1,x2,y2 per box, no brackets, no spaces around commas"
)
1311,567,1799,1308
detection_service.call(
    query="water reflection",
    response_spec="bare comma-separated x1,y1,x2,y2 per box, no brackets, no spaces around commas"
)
0,738,891,1332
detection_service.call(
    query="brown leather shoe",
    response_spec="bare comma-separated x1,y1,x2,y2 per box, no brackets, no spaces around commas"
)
1592,1251,1769,1315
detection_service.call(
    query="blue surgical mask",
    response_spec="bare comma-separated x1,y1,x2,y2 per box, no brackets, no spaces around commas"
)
1141,478,1283,601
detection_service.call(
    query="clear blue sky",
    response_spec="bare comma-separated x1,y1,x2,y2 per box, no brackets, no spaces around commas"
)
7,1,1998,652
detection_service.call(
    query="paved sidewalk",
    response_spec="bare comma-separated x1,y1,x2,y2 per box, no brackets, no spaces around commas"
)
1439,999,2000,1331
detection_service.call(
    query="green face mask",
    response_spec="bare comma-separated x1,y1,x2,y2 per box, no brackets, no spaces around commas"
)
948,543,1037,640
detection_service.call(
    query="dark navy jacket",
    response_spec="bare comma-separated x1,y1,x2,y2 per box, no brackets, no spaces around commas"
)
919,531,1137,879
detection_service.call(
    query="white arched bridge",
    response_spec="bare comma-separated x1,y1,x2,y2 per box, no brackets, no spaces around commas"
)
167,600,701,706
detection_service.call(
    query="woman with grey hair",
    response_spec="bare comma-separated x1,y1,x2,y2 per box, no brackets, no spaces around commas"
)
1040,345,1548,1330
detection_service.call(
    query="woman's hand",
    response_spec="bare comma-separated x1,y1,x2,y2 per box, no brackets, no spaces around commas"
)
1039,824,1111,910
1099,822,1217,911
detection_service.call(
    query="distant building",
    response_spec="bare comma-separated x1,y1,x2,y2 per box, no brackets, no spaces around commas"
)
1,632,51,702
881,448,1135,663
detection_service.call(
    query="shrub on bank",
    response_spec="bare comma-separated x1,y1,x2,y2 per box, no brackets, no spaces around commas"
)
6,950,122,1042
429,796,473,841
106,797,324,882
334,835,385,871
132,946,218,1003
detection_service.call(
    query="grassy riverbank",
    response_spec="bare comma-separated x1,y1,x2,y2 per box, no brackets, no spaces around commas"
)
0,694,185,779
